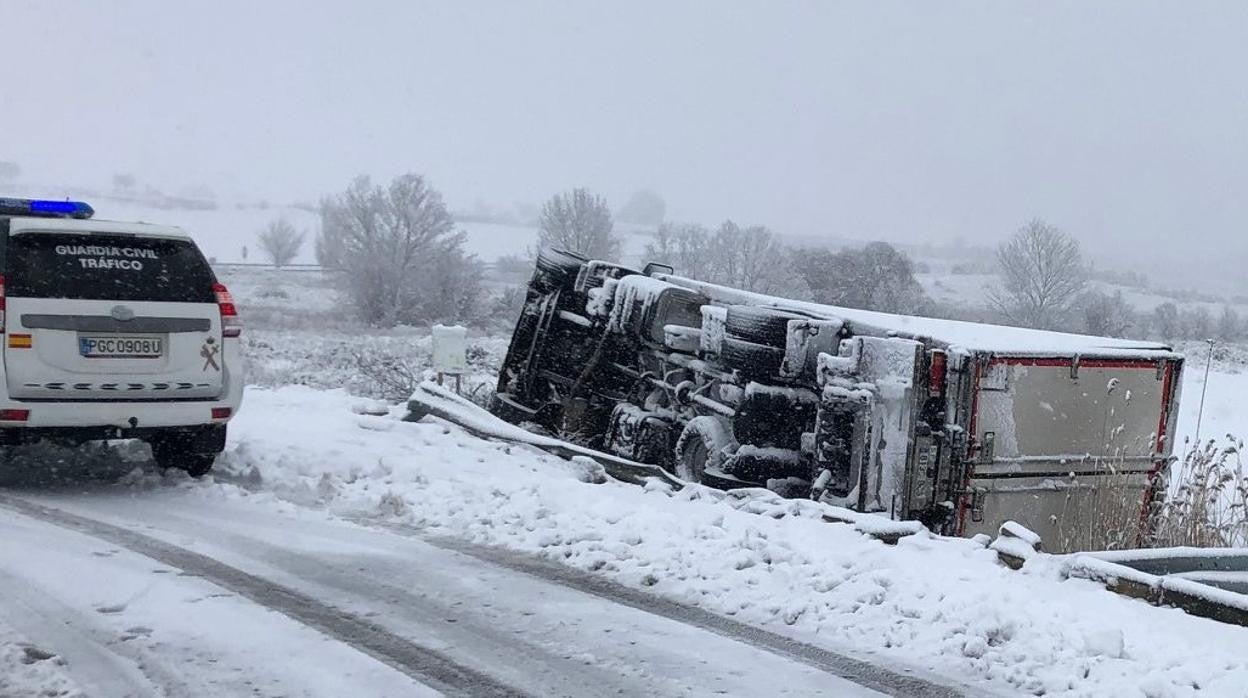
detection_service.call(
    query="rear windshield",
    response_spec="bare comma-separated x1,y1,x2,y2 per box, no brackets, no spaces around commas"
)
6,233,216,302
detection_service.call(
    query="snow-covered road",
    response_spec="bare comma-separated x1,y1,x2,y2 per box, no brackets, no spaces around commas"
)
0,485,924,697
5,383,1248,697
0,494,435,698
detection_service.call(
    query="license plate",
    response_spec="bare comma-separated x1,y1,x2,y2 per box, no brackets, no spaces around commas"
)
78,335,164,359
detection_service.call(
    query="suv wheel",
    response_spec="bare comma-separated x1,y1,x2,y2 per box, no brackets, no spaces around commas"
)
149,426,225,478
152,446,216,477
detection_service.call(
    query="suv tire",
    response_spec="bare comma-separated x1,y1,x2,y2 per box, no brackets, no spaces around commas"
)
149,426,225,478
152,445,216,477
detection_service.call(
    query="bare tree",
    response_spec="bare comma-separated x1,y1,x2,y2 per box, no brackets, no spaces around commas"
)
644,222,713,279
794,242,930,314
321,174,482,326
538,188,619,259
705,221,806,296
989,219,1086,329
1183,306,1213,340
1080,289,1134,337
1219,305,1242,341
112,173,137,191
617,189,666,226
1152,302,1180,340
257,218,305,267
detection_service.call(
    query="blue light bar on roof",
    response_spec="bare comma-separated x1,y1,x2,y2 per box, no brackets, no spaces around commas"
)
0,198,95,219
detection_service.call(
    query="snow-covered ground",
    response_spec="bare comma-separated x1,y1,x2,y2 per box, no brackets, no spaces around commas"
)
145,388,1248,694
7,383,1248,695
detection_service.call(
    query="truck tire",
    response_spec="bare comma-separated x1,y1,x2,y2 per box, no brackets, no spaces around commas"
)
720,337,785,380
533,248,588,290
725,305,808,347
674,416,737,483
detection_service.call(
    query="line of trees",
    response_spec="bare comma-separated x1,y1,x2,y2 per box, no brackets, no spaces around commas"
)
303,175,1241,341
532,189,930,314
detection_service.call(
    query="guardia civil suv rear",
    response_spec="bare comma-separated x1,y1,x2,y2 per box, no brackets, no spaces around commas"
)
0,198,242,476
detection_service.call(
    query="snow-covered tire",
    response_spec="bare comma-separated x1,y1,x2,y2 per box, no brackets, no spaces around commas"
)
723,445,806,483
533,248,588,290
725,305,807,347
674,416,737,482
720,337,785,380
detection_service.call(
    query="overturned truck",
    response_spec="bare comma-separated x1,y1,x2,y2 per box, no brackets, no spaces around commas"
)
491,249,1184,551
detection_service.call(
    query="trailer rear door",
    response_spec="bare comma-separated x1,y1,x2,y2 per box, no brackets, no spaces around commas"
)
961,356,1180,551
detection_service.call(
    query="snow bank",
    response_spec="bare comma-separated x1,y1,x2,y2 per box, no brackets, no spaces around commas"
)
206,385,1248,697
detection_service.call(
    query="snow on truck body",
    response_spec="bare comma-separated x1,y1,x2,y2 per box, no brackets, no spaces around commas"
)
493,249,1183,551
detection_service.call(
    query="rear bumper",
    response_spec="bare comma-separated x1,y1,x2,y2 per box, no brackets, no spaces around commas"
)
0,398,239,430
0,336,243,431
0,422,224,447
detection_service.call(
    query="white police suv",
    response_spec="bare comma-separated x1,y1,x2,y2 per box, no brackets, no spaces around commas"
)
0,198,242,476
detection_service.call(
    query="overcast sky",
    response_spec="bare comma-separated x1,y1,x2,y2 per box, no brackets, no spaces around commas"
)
5,1,1248,284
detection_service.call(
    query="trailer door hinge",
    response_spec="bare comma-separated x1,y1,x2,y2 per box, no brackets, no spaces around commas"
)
979,431,995,465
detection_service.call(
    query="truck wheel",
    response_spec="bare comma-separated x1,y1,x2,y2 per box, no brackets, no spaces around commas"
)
724,446,806,483
674,417,736,483
725,305,808,347
534,248,588,290
720,337,785,380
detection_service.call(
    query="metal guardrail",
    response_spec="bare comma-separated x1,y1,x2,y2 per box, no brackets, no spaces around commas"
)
992,528,1248,627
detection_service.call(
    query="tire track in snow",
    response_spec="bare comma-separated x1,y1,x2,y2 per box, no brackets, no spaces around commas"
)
0,494,529,698
365,520,974,698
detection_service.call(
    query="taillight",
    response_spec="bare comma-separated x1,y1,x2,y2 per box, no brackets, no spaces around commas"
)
211,407,232,420
0,409,29,422
213,282,242,338
0,274,7,335
929,350,947,396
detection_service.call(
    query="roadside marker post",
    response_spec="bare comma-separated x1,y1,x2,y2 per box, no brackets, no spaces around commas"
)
432,324,468,394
